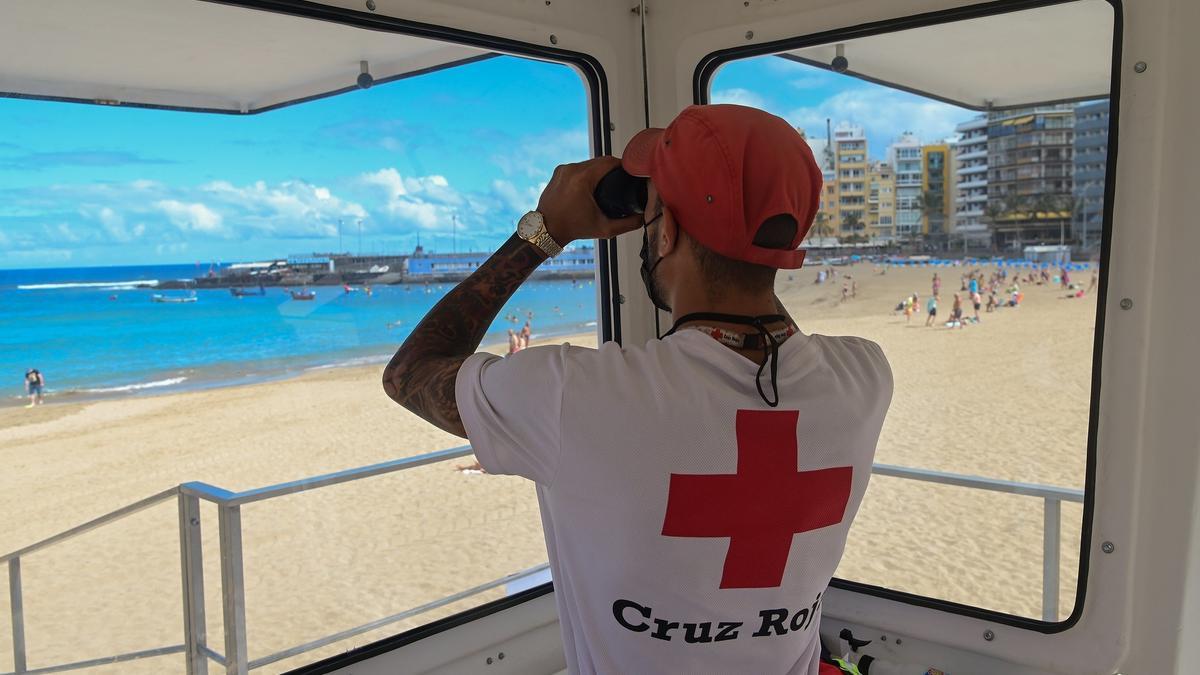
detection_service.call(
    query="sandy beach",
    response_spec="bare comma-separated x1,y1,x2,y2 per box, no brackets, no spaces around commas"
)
0,262,1096,672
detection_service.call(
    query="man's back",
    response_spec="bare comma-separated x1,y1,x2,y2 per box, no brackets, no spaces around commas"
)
457,329,892,674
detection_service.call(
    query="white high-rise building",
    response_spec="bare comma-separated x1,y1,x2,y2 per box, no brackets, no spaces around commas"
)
954,115,989,246
887,132,923,241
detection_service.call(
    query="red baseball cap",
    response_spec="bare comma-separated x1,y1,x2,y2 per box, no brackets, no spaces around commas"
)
621,104,822,269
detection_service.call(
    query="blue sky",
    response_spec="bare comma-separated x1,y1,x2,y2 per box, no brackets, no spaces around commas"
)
0,54,971,269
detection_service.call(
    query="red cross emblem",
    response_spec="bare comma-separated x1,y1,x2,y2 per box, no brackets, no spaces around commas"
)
661,409,853,589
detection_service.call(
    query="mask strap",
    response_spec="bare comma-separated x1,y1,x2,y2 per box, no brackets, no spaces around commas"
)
667,312,786,407
750,316,781,408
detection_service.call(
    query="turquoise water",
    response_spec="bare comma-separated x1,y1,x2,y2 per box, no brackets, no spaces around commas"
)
0,265,597,405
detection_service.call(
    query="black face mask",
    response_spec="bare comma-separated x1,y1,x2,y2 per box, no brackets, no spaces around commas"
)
639,212,672,313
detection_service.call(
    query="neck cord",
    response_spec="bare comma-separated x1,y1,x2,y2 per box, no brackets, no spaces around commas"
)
665,312,788,407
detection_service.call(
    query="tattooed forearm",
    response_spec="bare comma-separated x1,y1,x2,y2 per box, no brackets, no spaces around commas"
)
382,234,546,437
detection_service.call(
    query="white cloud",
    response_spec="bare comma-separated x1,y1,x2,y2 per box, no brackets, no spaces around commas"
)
785,87,968,150
359,168,468,231
201,179,367,237
156,242,189,255
84,206,146,242
490,128,588,179
491,179,542,215
711,88,767,109
97,206,122,228
361,168,407,201
788,75,831,91
154,200,224,234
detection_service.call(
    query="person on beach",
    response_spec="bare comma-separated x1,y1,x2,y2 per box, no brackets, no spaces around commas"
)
932,272,941,298
987,292,997,313
951,293,964,328
507,329,521,355
925,295,938,327
971,290,983,321
520,320,532,349
24,369,45,407
382,105,892,675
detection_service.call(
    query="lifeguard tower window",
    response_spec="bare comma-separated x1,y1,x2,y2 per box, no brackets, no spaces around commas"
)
0,1,596,671
705,0,1115,624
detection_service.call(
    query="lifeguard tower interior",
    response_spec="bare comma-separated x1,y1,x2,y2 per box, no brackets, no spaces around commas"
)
1,0,1198,674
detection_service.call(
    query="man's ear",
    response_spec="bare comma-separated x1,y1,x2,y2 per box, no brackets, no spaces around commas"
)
659,210,679,257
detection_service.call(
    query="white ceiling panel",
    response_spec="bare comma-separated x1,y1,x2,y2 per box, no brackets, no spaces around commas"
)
0,0,491,113
775,0,1114,110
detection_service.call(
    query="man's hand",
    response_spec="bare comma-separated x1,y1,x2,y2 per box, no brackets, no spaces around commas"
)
538,156,642,246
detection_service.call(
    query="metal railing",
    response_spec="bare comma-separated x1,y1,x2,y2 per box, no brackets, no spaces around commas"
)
871,463,1084,621
2,451,1082,674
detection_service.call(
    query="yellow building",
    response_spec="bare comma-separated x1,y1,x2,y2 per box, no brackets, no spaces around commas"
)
867,161,896,241
921,144,952,239
833,123,868,239
797,126,839,244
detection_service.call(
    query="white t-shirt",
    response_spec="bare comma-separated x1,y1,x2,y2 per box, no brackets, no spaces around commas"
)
456,329,893,675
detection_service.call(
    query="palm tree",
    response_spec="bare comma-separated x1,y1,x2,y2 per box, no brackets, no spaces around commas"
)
919,190,947,251
982,201,1005,253
811,211,833,242
840,211,863,244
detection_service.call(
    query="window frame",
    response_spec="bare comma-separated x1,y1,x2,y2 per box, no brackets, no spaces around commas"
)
3,0,624,347
693,0,1122,634
53,0,616,668
216,0,625,345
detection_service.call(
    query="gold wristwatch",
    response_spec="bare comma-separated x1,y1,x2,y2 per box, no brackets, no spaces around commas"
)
517,211,563,258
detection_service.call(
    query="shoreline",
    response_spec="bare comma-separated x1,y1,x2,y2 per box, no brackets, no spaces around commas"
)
2,320,599,412
0,263,1097,670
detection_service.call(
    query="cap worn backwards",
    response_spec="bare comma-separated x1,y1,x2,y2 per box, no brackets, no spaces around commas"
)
620,104,822,270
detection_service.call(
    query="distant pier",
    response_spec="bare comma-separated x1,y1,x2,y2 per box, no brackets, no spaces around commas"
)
158,246,597,290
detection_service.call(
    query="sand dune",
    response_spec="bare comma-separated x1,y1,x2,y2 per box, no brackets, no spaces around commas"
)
0,262,1096,672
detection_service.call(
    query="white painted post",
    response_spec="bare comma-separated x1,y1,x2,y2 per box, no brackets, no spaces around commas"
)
9,558,27,674
1042,497,1062,621
218,505,248,675
179,494,209,675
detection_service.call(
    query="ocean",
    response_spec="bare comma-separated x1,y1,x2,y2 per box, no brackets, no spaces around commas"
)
0,264,597,406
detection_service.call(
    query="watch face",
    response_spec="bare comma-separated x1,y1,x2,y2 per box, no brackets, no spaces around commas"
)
517,211,542,238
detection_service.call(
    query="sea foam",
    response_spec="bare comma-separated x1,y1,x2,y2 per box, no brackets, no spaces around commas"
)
18,280,159,290
83,377,188,394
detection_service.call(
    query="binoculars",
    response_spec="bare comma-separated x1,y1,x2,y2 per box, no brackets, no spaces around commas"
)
593,167,648,220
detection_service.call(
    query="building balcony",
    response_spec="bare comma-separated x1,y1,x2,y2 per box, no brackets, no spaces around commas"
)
956,117,988,132
959,164,988,175
957,178,987,189
956,148,987,161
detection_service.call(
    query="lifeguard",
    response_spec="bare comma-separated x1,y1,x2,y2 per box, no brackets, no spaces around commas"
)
383,104,893,674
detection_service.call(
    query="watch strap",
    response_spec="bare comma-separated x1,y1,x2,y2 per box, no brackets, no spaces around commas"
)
531,229,563,258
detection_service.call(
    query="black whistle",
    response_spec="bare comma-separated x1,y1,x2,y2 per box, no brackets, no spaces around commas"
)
593,167,648,220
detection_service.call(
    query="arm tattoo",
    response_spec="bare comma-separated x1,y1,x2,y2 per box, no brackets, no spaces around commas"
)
382,234,546,437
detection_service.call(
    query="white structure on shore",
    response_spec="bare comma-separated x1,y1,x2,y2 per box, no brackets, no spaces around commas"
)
954,114,990,247
887,132,923,242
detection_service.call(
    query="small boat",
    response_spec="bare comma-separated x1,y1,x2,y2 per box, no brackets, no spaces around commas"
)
152,293,197,304
290,289,316,301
